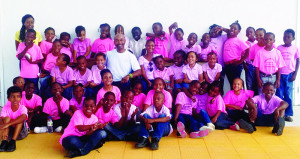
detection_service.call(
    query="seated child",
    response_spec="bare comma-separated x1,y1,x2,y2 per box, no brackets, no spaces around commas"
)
135,92,172,150
129,27,146,58
72,25,91,61
39,27,55,57
146,22,169,58
132,80,146,111
73,56,92,97
0,86,28,152
69,84,85,113
203,52,222,83
90,53,106,97
60,98,106,158
182,33,201,55
153,55,174,93
169,50,187,93
168,22,187,58
199,33,217,62
183,51,204,86
246,82,288,136
60,32,73,62
91,23,114,57
114,24,129,49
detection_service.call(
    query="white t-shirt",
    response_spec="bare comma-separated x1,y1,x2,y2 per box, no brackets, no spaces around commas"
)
113,103,138,121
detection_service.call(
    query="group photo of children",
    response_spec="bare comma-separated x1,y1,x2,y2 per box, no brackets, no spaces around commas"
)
0,10,298,158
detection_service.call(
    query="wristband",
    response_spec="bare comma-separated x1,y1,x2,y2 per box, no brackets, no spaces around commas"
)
129,74,133,78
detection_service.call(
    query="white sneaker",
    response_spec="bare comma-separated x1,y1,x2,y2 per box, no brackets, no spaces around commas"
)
34,127,48,133
199,126,214,133
55,126,63,133
207,123,215,132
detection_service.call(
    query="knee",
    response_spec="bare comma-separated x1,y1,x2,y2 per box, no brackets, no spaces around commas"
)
158,113,167,118
143,114,151,119
94,130,107,139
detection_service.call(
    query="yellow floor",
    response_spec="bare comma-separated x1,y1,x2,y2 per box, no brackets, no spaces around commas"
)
0,127,300,159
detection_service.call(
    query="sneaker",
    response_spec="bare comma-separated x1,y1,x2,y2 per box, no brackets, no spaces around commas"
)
55,126,63,133
284,116,293,122
6,140,16,152
150,138,159,150
238,119,254,134
229,123,240,131
207,123,215,132
177,122,187,138
251,122,257,131
135,137,150,148
275,117,285,136
200,126,214,133
34,127,48,133
190,129,209,138
0,140,8,152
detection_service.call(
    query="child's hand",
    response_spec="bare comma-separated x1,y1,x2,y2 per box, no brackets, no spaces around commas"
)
131,108,139,119
25,43,34,49
145,123,152,130
290,73,297,82
171,22,178,29
257,79,263,88
121,75,130,83
211,117,217,124
210,97,216,104
191,96,196,103
121,107,126,117
146,80,152,88
38,73,48,78
275,80,280,89
0,123,10,130
274,108,280,122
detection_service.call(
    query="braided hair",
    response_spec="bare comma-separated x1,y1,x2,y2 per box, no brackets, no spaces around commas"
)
19,14,34,42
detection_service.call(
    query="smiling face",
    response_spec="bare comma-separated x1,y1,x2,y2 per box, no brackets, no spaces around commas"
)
45,29,55,42
100,26,110,39
14,78,25,90
263,84,275,100
96,55,106,68
153,92,165,110
255,30,265,44
83,99,96,118
60,35,70,47
187,52,197,65
133,83,142,96
207,53,217,66
201,33,211,45
174,29,183,41
173,52,185,67
114,34,125,51
283,32,294,46
73,86,84,99
199,83,208,95
121,91,134,108
24,17,34,30
152,24,163,36
246,28,255,41
146,40,155,53
25,83,35,97
187,33,197,46
209,26,219,38
9,92,22,107
189,82,201,96
264,34,275,48
77,58,87,71
52,41,62,55
25,32,36,46
51,83,63,97
77,30,86,42
102,72,113,86
154,57,164,71
56,54,66,66
132,29,142,41
232,78,243,92
153,79,165,92
208,86,220,97
228,24,240,38
103,94,116,110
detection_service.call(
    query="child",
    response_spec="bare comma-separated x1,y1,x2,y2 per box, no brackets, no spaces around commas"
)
91,23,114,57
135,92,172,150
203,52,222,83
199,33,217,62
129,27,146,58
16,29,44,94
223,21,250,89
132,80,146,111
96,69,121,107
253,32,286,94
146,22,169,58
153,55,174,93
276,29,299,122
69,84,85,113
174,81,210,138
39,27,55,57
168,22,188,59
248,28,267,61
143,78,173,111
246,82,288,136
90,53,106,97
0,86,28,152
169,50,187,93
50,53,74,100
73,56,92,97
182,51,204,86
182,33,201,55
60,98,106,158
73,25,91,62
114,24,129,49
13,76,25,91
60,32,73,62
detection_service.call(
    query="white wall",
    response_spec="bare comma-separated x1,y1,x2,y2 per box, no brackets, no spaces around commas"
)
0,0,298,105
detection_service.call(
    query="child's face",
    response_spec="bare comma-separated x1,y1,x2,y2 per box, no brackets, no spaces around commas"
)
96,56,106,68
25,83,35,96
208,86,220,97
229,24,240,37
103,94,116,110
207,54,217,66
73,86,84,99
78,58,87,71
189,83,201,95
121,91,134,107
115,26,124,35
146,41,155,53
232,79,243,92
56,55,66,66
201,33,211,45
153,79,164,92
188,33,197,46
263,85,275,99
283,32,294,45
60,35,70,47
132,29,142,41
174,30,183,41
133,83,142,96
14,78,25,90
83,99,96,118
209,27,219,38
154,58,164,71
187,52,197,65
173,53,184,67
51,83,63,97
24,17,34,30
199,84,208,95
152,24,162,36
255,30,265,44
264,34,275,48
102,72,113,86
246,28,255,40
45,29,55,42
77,30,86,42
100,26,110,39
153,93,164,110
8,92,22,107
25,32,36,45
52,41,62,54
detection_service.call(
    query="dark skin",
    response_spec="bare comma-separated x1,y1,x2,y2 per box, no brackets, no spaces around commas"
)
142,79,165,111
70,86,84,113
208,86,221,124
192,83,209,118
154,57,174,92
73,30,91,63
225,78,245,110
15,17,36,50
73,58,91,88
173,52,185,92
204,54,221,83
243,28,256,71
140,41,155,88
132,29,142,41
52,54,73,89
24,83,43,125
91,26,111,58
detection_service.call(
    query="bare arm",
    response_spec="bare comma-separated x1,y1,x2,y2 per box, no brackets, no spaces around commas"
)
84,46,91,57
174,104,181,123
290,58,299,81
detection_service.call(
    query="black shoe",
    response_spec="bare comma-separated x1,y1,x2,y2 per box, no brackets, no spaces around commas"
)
272,122,278,133
6,140,16,152
150,138,159,150
238,119,254,134
275,117,285,136
0,140,8,152
135,137,150,148
284,116,293,122
69,150,81,158
250,122,257,131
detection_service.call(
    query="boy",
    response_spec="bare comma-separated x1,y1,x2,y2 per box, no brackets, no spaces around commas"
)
129,27,146,58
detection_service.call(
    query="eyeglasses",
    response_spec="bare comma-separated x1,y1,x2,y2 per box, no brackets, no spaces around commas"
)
149,62,153,72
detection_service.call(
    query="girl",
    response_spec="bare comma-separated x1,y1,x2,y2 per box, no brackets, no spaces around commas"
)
96,69,121,107
69,84,85,113
223,21,250,89
203,52,222,83
13,76,25,91
60,32,73,62
182,33,201,55
0,86,28,152
170,50,186,93
60,98,106,158
138,39,160,92
114,24,129,49
91,23,114,57
132,80,146,110
73,25,91,62
200,33,217,62
39,27,56,57
73,56,92,97
182,51,204,86
153,56,174,93
143,78,173,111
248,28,267,61
146,22,169,58
168,22,187,59
90,53,106,96
15,14,42,49
174,81,210,138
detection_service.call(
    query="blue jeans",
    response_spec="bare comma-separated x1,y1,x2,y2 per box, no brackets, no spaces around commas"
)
62,86,73,100
141,79,154,94
89,84,103,98
62,129,107,155
139,113,171,140
213,112,235,130
112,81,131,92
276,73,293,116
24,78,39,94
174,83,189,90
255,108,276,126
39,75,51,102
104,123,140,141
196,109,212,126
258,72,277,95
178,114,199,132
245,63,257,93
224,63,243,89
227,109,250,122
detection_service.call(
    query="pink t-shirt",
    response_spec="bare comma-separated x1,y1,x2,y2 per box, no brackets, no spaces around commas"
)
277,45,300,75
16,43,43,78
138,54,160,80
60,47,73,62
0,103,28,120
169,64,184,80
147,33,169,57
73,38,91,58
153,67,174,82
91,65,105,85
43,53,59,71
144,90,173,110
175,92,197,115
43,97,70,120
50,66,74,85
95,106,119,124
253,48,286,74
252,94,283,114
20,92,42,110
202,63,222,83
169,33,188,59
200,45,218,61
114,103,138,121
223,90,254,110
91,38,114,54
182,63,203,80
59,110,98,144
96,86,121,104
223,37,249,63
73,68,93,86
206,95,227,117
132,93,146,110
40,40,53,55
249,43,264,61
195,93,208,113
209,34,227,66
182,44,201,55
69,97,85,110
245,41,257,64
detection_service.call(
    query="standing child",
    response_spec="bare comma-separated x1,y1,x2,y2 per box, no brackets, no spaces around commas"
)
91,23,114,57
203,52,222,83
182,51,204,86
199,33,217,62
73,26,91,62
169,50,186,93
276,29,299,122
153,55,174,93
129,27,146,58
168,22,188,59
146,22,169,58
182,33,201,55
90,53,106,97
69,84,85,113
114,24,129,49
0,86,28,152
132,80,146,111
73,56,92,97
39,27,56,57
60,32,73,62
